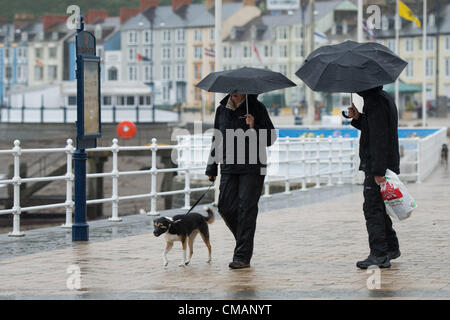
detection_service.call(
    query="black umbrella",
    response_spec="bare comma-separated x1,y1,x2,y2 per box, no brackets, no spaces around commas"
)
295,40,407,93
196,67,296,113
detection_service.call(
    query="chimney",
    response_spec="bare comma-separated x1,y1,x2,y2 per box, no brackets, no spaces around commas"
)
172,0,191,12
14,13,34,30
85,10,109,24
243,0,256,6
41,14,67,31
120,8,140,24
140,0,159,12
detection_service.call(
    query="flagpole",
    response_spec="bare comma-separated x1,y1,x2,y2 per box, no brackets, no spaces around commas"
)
422,0,427,127
214,0,223,108
395,0,400,114
357,0,363,43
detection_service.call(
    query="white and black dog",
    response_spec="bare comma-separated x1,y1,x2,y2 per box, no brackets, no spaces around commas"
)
153,207,215,267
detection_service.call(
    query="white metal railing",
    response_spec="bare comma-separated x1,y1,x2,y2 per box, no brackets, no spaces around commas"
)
0,128,446,236
417,127,448,183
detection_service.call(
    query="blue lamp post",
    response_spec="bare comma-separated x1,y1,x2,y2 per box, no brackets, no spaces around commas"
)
72,15,102,241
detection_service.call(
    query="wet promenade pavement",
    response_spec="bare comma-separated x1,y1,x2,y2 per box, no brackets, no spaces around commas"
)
0,166,449,299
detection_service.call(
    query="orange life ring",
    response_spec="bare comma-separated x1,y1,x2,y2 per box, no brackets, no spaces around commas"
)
116,121,136,139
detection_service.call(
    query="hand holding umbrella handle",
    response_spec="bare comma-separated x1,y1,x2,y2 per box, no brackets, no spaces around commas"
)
342,110,352,119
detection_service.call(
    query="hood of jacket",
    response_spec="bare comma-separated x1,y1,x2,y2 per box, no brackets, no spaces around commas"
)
356,86,383,99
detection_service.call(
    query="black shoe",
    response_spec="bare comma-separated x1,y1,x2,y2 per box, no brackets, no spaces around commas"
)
356,255,391,269
229,261,250,269
388,249,401,260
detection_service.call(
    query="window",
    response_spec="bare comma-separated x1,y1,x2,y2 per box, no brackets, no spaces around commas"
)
279,45,288,58
426,37,434,51
118,96,125,105
278,26,288,40
129,47,137,61
405,38,414,52
35,48,42,58
210,29,214,41
243,46,249,58
144,31,152,44
405,59,414,78
129,31,137,44
176,46,185,59
176,64,185,80
426,58,434,77
48,65,57,80
108,67,118,81
146,96,151,105
223,46,227,58
162,47,171,60
176,29,185,42
5,66,12,79
49,47,57,59
144,65,152,81
126,96,135,106
103,96,112,105
34,66,43,81
446,36,450,51
144,46,152,60
163,30,171,42
68,96,77,106
162,65,171,80
129,66,137,81
194,29,202,42
194,46,202,59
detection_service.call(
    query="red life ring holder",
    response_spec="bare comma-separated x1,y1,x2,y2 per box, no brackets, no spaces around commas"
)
116,121,137,139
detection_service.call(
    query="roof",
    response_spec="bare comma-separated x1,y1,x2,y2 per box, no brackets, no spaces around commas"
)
121,2,244,31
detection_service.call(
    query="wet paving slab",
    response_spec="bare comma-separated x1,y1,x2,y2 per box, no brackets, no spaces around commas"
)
0,166,449,299
0,183,361,261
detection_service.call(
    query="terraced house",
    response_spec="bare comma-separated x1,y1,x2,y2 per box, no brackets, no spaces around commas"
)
120,0,259,107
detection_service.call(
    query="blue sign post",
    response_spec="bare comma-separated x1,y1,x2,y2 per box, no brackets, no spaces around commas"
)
72,15,101,241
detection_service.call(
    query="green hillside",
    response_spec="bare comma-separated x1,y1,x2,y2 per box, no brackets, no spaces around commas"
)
0,0,203,22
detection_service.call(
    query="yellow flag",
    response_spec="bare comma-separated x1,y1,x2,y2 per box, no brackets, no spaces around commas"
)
399,0,421,28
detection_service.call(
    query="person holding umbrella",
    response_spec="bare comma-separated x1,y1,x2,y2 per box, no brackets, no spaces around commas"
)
197,67,296,269
296,40,407,269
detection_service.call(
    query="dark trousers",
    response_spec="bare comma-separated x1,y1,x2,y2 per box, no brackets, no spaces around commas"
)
218,173,265,264
363,175,399,257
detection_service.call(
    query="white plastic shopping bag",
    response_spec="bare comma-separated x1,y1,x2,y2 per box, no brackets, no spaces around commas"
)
379,169,417,221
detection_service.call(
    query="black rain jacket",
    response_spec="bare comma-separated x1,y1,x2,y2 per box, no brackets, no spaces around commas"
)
351,86,400,177
205,94,277,176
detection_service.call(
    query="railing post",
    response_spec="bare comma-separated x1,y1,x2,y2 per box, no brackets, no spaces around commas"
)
301,136,307,191
135,105,139,123
315,136,321,188
284,137,291,194
184,151,191,209
337,136,344,185
109,138,122,222
62,139,74,228
327,136,333,186
416,137,421,183
148,138,159,216
9,140,24,237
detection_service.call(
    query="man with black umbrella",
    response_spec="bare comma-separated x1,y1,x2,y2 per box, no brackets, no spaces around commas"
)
206,93,276,269
347,86,401,269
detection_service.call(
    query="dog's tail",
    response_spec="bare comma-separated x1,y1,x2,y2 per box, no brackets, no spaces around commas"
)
203,206,215,224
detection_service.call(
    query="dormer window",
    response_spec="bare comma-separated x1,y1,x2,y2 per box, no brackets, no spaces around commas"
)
51,32,58,41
